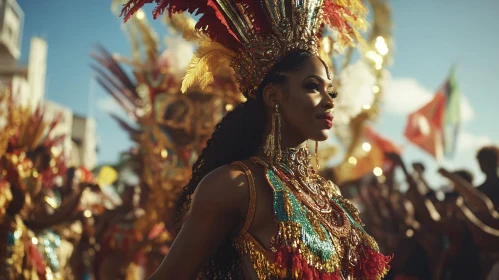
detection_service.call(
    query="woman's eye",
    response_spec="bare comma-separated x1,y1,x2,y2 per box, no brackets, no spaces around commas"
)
304,83,320,91
328,91,338,99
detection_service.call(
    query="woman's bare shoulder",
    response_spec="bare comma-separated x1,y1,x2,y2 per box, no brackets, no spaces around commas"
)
191,163,251,215
150,164,253,279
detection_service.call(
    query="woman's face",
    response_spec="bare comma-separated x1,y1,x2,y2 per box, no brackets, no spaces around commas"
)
276,56,335,142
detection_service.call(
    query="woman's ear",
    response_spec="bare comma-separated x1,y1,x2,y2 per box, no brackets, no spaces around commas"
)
263,84,279,108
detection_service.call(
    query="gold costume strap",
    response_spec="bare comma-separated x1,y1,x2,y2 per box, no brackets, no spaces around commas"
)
233,161,256,236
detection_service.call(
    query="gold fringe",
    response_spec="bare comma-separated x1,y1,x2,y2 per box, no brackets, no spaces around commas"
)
235,221,343,279
234,234,286,280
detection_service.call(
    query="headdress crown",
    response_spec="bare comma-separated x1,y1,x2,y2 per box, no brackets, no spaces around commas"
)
121,0,367,97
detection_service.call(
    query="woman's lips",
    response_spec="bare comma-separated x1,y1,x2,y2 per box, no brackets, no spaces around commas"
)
316,113,333,128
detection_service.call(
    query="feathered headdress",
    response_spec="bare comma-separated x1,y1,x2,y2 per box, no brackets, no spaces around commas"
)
0,87,67,188
120,0,367,97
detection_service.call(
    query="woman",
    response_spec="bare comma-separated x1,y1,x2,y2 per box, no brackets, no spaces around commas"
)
121,0,392,279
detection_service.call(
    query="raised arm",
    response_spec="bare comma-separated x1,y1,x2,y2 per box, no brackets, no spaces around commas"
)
385,152,441,227
438,168,499,225
25,183,100,231
149,164,249,280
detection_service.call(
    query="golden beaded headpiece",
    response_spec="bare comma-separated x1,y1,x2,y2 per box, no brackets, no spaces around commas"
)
121,0,367,98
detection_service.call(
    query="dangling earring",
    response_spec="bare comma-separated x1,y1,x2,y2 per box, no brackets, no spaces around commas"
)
276,105,282,161
315,141,320,171
264,104,282,164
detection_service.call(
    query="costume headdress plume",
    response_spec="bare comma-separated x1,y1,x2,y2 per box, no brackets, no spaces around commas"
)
121,0,367,97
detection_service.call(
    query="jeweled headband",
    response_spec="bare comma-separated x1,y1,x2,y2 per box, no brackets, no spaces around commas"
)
121,0,367,98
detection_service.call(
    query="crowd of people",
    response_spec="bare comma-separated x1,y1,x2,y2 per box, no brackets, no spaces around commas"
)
336,146,499,280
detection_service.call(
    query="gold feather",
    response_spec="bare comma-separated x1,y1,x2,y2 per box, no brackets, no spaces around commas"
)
164,13,236,93
181,42,236,93
168,13,205,43
160,10,241,93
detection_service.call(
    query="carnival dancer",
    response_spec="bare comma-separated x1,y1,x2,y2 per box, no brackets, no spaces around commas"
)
0,89,68,280
120,0,392,279
0,88,101,280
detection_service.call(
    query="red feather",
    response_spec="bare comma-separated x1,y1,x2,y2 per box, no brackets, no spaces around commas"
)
323,2,348,31
206,0,240,42
195,13,241,48
238,0,272,35
47,112,63,134
120,0,242,51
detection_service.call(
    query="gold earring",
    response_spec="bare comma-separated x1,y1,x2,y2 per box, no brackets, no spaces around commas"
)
315,141,320,171
264,104,282,164
276,104,282,161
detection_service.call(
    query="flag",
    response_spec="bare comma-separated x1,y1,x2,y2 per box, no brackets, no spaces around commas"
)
335,126,401,183
364,126,402,155
404,91,446,161
442,66,461,158
363,126,402,172
404,65,461,161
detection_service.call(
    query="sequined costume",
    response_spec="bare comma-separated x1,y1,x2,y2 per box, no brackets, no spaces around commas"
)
233,149,391,279
0,87,68,279
0,151,48,280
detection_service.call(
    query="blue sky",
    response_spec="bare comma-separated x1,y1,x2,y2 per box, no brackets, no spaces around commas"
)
17,0,498,186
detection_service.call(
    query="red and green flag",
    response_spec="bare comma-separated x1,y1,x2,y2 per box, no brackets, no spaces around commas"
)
404,66,461,161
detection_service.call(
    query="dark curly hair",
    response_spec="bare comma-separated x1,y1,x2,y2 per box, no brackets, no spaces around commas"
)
172,50,317,278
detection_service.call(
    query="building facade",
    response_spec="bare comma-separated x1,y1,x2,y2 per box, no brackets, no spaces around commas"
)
43,101,74,161
72,115,97,170
0,0,23,65
1,0,46,108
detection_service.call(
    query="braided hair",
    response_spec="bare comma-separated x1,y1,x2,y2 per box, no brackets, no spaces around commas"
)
173,51,316,278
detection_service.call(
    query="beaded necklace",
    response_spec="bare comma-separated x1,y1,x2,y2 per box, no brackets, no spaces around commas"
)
235,147,391,279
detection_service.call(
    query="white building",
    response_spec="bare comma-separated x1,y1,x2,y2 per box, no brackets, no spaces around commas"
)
41,103,98,170
0,37,47,108
1,0,46,108
26,36,47,108
0,0,23,65
71,115,97,170
43,101,74,161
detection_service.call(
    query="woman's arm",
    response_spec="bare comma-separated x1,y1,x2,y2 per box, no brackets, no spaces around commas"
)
25,183,99,230
149,164,250,280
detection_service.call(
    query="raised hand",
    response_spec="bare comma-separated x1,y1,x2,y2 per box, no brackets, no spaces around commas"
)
437,167,452,177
